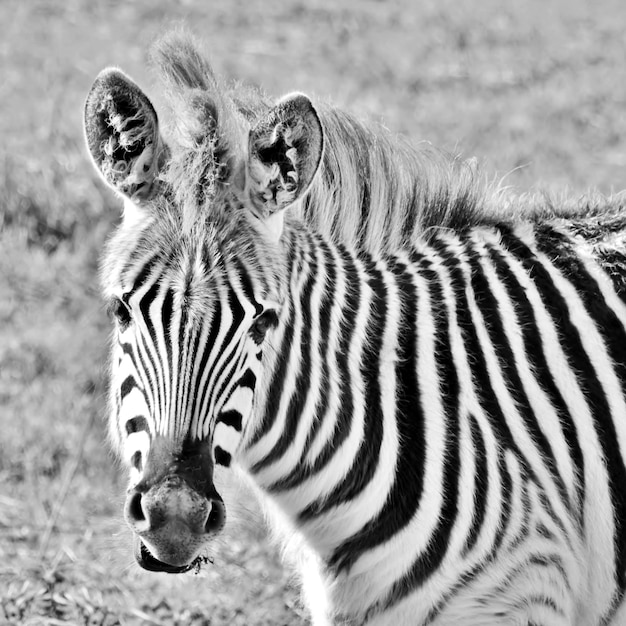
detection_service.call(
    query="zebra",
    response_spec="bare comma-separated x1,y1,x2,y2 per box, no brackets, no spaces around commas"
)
83,31,626,625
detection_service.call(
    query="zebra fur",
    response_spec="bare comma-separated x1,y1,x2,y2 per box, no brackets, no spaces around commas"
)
237,218,626,625
85,30,626,625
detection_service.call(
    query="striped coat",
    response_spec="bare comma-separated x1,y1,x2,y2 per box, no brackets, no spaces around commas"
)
84,31,626,625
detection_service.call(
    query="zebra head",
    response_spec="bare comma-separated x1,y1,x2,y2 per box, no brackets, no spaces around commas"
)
83,42,323,573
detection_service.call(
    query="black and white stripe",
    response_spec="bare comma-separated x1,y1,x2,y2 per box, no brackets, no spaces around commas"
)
109,247,271,478
236,220,626,625
88,39,626,624
109,215,626,623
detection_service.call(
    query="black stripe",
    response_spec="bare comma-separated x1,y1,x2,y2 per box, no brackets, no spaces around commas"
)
120,341,134,356
234,257,264,317
217,410,243,431
464,243,570,506
536,490,574,554
425,440,524,619
537,225,626,409
463,413,488,555
328,257,423,572
161,287,174,370
420,559,487,625
186,322,205,418
380,248,461,604
189,300,221,426
266,243,355,489
492,451,513,551
279,241,335,475
498,559,567,616
512,594,564,618
513,474,533,548
209,347,245,421
305,247,359,472
126,416,149,435
431,236,522,454
595,247,626,302
130,450,142,471
237,368,257,391
214,446,231,467
503,225,626,589
125,253,158,295
246,297,296,446
487,243,585,518
120,375,137,400
135,279,168,419
174,288,192,421
244,243,305,446
299,254,385,520
195,284,246,425
250,246,319,471
136,322,163,420
528,554,570,590
139,282,160,341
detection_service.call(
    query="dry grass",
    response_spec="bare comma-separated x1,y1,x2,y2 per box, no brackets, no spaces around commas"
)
1,0,625,624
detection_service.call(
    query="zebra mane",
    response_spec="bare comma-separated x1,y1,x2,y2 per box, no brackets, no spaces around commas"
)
299,107,486,250
150,31,625,253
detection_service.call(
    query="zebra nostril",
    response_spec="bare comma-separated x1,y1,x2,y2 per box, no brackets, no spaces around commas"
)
130,450,142,471
126,490,146,525
205,498,225,534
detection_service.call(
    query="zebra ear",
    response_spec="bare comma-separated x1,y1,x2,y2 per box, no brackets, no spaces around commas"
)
84,68,166,206
246,93,323,220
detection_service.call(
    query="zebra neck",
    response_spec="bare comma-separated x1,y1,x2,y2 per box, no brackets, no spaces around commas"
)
239,216,626,564
238,226,409,556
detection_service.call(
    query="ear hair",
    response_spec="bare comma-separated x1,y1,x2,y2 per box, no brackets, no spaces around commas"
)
247,93,324,217
84,68,166,203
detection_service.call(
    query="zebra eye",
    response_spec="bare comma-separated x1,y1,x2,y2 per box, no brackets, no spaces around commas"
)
249,310,279,345
108,297,132,330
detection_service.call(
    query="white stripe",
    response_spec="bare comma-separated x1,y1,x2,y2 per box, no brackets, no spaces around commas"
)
213,422,241,457
305,244,349,465
125,430,150,488
575,243,626,465
189,316,213,440
195,279,235,436
446,231,575,536
334,249,445,612
242,258,309,468
249,253,371,495
293,255,400,557
499,227,616,616
249,243,328,481
472,229,577,505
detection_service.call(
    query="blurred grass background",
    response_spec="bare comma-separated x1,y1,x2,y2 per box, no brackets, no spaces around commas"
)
0,0,625,624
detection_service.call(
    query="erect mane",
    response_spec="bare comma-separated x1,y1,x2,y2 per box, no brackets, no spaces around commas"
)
297,107,487,252
150,31,625,254
148,34,236,224
297,109,626,252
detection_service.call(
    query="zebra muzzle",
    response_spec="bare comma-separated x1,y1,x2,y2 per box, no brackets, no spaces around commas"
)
124,474,226,572
134,536,194,574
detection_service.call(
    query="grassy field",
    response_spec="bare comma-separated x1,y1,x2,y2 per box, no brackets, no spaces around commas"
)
1,0,625,624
